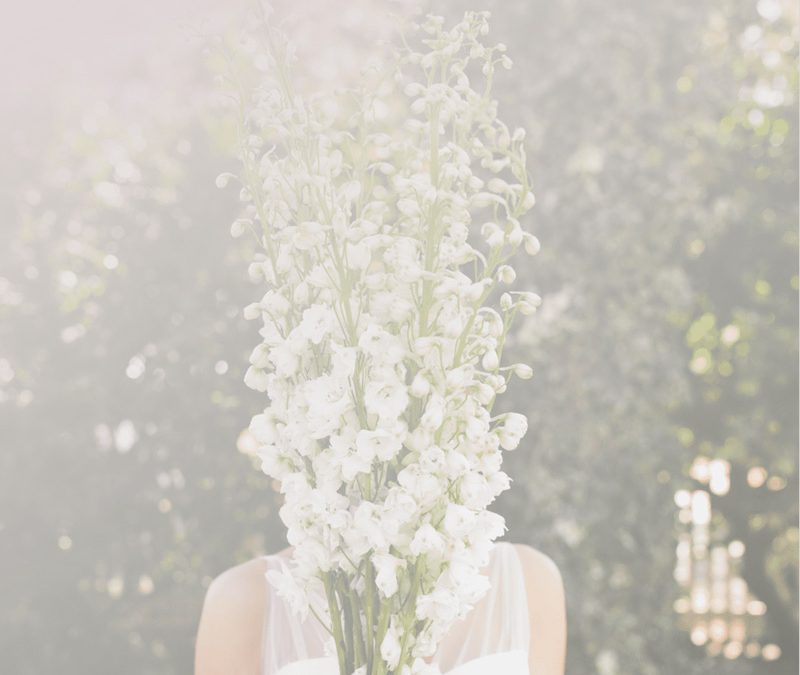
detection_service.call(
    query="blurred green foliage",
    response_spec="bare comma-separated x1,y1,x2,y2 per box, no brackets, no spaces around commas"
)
0,1,796,675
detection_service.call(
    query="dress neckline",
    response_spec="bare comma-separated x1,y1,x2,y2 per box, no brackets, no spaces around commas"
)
275,648,528,675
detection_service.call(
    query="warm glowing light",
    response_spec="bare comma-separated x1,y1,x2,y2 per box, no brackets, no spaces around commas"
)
766,475,786,491
690,623,708,645
709,618,727,642
674,489,691,508
107,575,125,599
746,600,767,616
762,644,781,661
729,578,748,615
720,324,740,345
729,619,746,642
689,456,711,483
126,355,146,380
710,546,728,573
744,642,761,658
691,490,711,525
674,561,691,585
673,597,691,613
61,324,87,343
747,466,768,487
138,575,155,595
691,587,710,614
708,459,730,495
114,419,138,453
727,540,745,558
723,641,743,659
58,269,78,289
237,428,259,456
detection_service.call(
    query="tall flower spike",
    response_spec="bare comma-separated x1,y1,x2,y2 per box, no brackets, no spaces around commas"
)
222,10,540,674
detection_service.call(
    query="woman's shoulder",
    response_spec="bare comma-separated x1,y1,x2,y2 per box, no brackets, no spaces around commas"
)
508,542,567,675
508,542,563,584
207,555,271,600
195,555,276,675
202,546,291,603
507,541,565,613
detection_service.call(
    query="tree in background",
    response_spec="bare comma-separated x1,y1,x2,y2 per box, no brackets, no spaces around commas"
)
437,0,797,674
0,1,796,674
674,1,798,671
0,83,285,672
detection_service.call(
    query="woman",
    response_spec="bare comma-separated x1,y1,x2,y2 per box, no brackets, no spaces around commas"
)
195,541,566,675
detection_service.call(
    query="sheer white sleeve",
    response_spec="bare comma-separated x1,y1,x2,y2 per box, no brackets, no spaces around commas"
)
260,550,333,675
432,542,530,672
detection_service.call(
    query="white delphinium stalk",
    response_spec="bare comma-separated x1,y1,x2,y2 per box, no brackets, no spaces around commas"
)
220,9,539,675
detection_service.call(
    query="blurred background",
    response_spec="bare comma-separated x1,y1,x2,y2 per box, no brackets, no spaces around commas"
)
0,1,797,674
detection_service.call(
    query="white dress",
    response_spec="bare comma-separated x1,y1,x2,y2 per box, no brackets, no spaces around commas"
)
261,541,531,675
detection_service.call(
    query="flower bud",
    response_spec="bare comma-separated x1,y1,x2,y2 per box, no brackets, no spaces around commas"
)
249,343,271,368
498,129,510,149
497,265,516,284
410,372,431,398
481,222,504,248
215,172,235,189
244,366,269,392
513,363,533,379
482,349,499,371
247,261,264,282
523,232,541,255
507,224,523,246
230,218,249,238
463,280,487,303
243,303,262,320
476,383,495,405
487,178,510,194
471,192,504,208
518,292,542,315
519,191,536,211
468,176,484,191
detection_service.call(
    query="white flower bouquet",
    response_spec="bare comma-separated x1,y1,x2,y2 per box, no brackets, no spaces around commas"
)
219,8,540,675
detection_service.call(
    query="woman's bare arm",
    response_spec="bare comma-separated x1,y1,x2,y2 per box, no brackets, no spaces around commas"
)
514,544,567,675
194,558,268,675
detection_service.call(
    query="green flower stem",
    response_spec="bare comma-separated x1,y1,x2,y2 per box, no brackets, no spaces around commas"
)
365,561,376,670
391,558,424,675
348,590,367,669
418,100,442,339
323,573,348,675
341,581,355,673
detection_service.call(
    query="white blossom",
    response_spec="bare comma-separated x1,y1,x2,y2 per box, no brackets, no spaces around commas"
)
380,618,403,670
225,9,539,672
372,553,406,598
